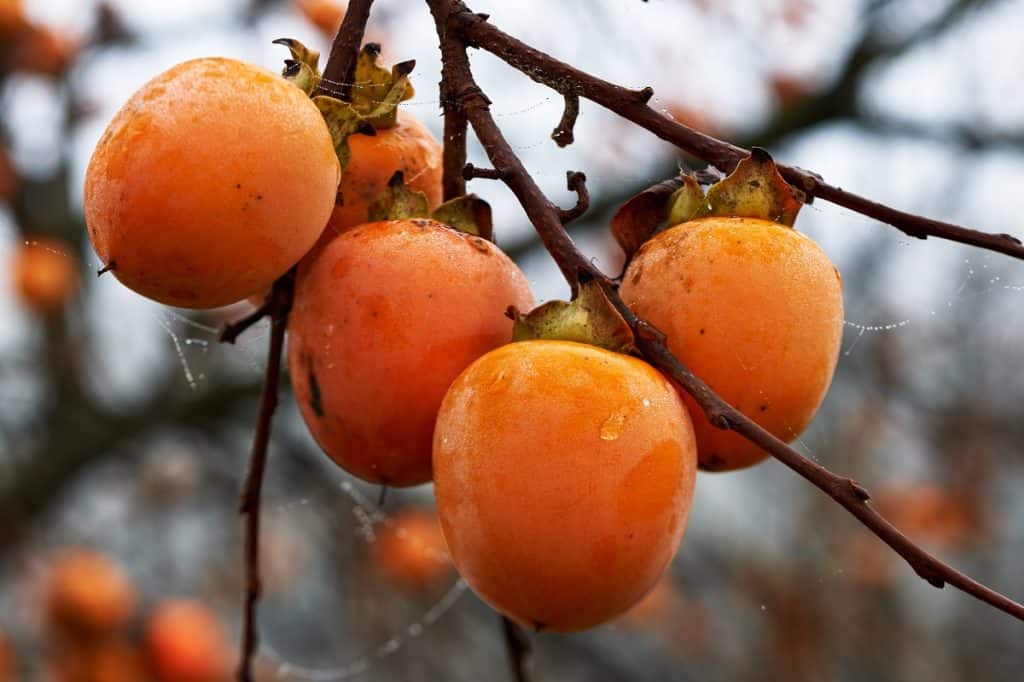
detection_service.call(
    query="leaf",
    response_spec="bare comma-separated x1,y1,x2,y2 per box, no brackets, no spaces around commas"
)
700,147,805,226
511,275,635,354
610,177,685,261
431,194,494,241
313,95,375,169
274,38,321,95
367,171,430,221
665,174,707,227
350,44,415,128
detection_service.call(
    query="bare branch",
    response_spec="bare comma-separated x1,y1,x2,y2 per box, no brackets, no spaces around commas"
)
318,0,375,100
451,8,1024,260
551,93,579,147
558,171,589,225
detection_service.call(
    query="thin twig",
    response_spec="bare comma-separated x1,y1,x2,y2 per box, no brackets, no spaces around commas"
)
450,7,1024,260
318,0,375,100
551,93,578,147
221,302,271,345
558,171,589,225
501,615,533,682
463,163,506,181
237,268,295,682
426,0,1024,625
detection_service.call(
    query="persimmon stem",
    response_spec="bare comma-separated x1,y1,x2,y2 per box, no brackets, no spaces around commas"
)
319,0,375,100
424,0,1024,630
237,268,294,682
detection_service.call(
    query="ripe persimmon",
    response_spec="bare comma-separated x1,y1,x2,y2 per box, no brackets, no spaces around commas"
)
45,550,136,636
433,340,698,631
84,57,339,308
0,628,14,682
10,237,79,314
620,216,843,470
14,25,78,76
370,508,451,591
288,218,532,486
296,0,346,36
324,111,442,237
145,600,232,682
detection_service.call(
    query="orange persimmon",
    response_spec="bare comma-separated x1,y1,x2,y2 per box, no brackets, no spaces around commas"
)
45,550,136,636
10,236,78,314
371,508,451,591
296,0,346,36
84,57,339,308
323,111,442,238
289,218,532,486
620,217,843,471
433,340,698,631
145,600,232,682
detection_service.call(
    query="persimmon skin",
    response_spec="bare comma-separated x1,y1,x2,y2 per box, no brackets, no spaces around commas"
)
11,237,78,314
84,58,339,308
45,550,136,636
370,508,451,591
0,628,14,682
289,219,533,487
433,340,698,632
620,216,843,471
145,601,232,682
323,112,442,238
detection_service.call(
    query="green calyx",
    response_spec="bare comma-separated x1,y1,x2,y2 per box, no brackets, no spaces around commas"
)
368,171,494,241
612,148,806,261
275,40,415,170
510,275,636,355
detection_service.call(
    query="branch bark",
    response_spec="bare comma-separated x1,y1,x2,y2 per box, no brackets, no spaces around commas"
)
427,0,1024,626
450,8,1024,260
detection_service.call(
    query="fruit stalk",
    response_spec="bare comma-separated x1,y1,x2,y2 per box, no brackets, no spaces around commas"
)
424,0,1024,624
447,4,1024,261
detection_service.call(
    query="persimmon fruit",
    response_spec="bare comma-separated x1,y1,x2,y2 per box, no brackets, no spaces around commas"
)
620,216,843,471
433,340,698,631
288,218,533,486
45,550,136,636
324,111,442,238
11,237,79,314
296,0,346,36
145,600,232,682
84,57,339,308
370,508,451,591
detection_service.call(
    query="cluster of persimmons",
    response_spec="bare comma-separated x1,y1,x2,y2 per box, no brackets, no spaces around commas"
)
80,23,843,633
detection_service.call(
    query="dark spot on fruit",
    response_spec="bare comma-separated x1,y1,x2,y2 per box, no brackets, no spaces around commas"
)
308,371,324,417
759,404,768,412
256,194,263,201
469,237,490,253
699,328,705,335
235,183,242,189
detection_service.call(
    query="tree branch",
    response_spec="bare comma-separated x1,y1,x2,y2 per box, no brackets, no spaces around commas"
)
427,0,1024,625
318,0,375,100
449,7,1024,260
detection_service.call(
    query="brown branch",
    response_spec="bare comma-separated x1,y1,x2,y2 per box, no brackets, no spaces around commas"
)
318,0,375,100
237,269,294,682
558,171,589,225
450,8,1024,260
501,615,533,682
221,301,271,345
463,163,506,181
551,93,578,147
236,3,376,677
426,0,1024,625
429,1,469,200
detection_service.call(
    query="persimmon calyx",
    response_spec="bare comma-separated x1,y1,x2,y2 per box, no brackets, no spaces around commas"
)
313,95,376,169
510,276,636,354
369,171,494,239
611,148,805,262
696,147,805,226
274,38,321,96
350,44,415,129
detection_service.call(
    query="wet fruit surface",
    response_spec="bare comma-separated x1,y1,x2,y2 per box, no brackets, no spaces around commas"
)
288,218,533,486
433,339,698,631
84,57,339,308
620,216,844,470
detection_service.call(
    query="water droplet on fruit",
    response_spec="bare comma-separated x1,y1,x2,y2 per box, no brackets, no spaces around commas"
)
600,412,626,441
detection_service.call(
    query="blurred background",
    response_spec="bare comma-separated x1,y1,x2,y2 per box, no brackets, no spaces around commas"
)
1,0,1023,679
